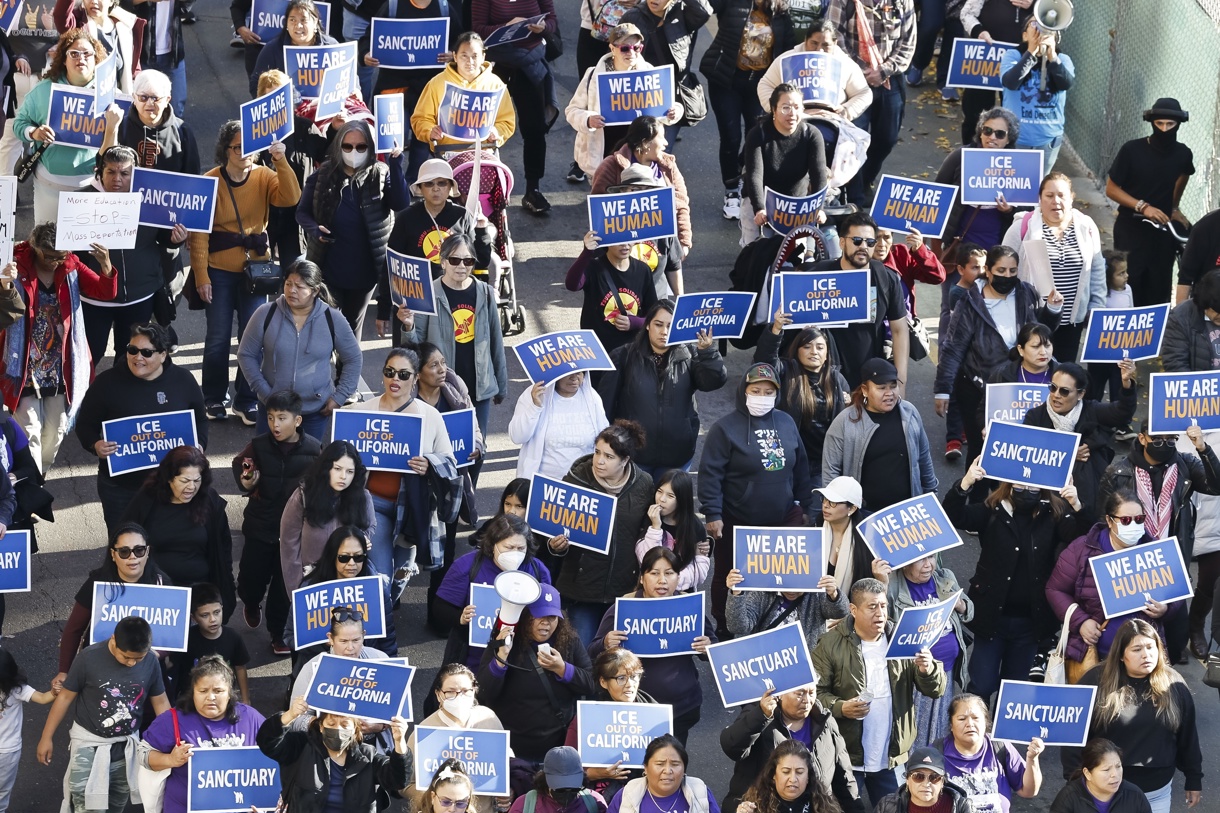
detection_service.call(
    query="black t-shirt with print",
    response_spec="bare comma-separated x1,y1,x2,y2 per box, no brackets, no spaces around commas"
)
443,281,478,391
64,641,165,738
580,254,659,354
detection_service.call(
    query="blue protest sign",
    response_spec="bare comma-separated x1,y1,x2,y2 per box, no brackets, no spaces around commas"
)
959,148,1044,207
370,17,449,69
613,593,704,657
587,186,678,248
47,85,106,149
467,582,499,648
992,680,1096,746
512,329,615,385
576,701,673,768
706,622,816,707
869,175,957,239
984,383,1048,427
291,575,387,650
437,82,505,142
666,291,756,345
187,746,280,813
414,727,510,794
483,13,545,48
1089,537,1193,619
249,0,330,41
1079,304,1170,364
732,526,828,592
331,409,424,473
442,408,476,468
884,590,962,659
131,167,218,233
239,81,294,157
0,0,20,35
777,270,870,326
778,51,843,106
92,53,116,116
316,58,355,120
0,531,31,593
306,653,415,723
945,38,1018,90
90,582,191,652
980,421,1080,490
1148,371,1220,434
102,410,199,477
374,92,406,154
386,248,435,314
858,493,963,569
596,65,673,125
284,41,357,98
765,186,827,236
526,473,617,555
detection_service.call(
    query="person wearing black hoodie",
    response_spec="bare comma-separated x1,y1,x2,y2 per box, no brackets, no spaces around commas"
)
698,362,813,638
101,68,201,175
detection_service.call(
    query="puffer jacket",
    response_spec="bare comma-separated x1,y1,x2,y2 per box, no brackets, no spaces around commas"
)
886,566,974,690
699,0,795,88
620,0,711,76
554,456,654,604
1161,298,1213,373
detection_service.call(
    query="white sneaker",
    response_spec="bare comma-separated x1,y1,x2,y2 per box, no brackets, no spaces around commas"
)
723,190,742,220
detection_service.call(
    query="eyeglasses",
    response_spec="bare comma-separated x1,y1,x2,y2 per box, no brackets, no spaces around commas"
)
331,606,362,622
1050,385,1082,397
114,545,149,559
135,94,166,104
336,553,367,564
908,772,943,785
228,145,245,153
615,43,643,53
436,798,470,811
126,345,157,358
67,49,95,60
341,142,370,153
445,256,476,267
848,237,878,247
610,671,644,686
439,688,475,700
1109,514,1146,526
980,125,1008,140
382,367,415,380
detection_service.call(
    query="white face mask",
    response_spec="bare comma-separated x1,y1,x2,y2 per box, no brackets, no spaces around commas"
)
1114,522,1145,545
442,694,475,721
496,550,526,572
745,394,776,417
342,149,368,169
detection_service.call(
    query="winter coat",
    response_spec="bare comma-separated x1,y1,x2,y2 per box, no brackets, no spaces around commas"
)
1161,298,1214,373
411,61,517,149
598,341,727,469
875,783,971,813
114,105,200,174
811,618,947,769
555,456,654,603
256,715,411,813
233,432,324,541
720,700,864,813
1001,208,1105,326
408,279,508,403
943,478,1082,640
821,401,938,504
725,588,848,659
1048,778,1151,813
610,777,714,813
620,0,711,76
699,0,795,88
590,145,693,249
886,567,974,690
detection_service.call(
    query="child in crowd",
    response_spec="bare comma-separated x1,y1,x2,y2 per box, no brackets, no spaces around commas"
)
173,583,251,705
940,242,987,461
949,243,987,313
0,649,53,812
233,390,323,656
1087,250,1134,423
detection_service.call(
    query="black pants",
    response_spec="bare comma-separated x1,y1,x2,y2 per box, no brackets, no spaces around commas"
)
82,298,156,363
576,27,603,76
1192,551,1220,636
268,205,305,268
1087,362,1122,402
502,67,549,185
960,88,998,144
1052,321,1085,366
238,533,290,640
97,477,139,535
955,374,985,463
1114,216,1180,306
332,286,375,342
426,523,459,633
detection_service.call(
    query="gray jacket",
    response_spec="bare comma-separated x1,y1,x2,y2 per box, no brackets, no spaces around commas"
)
408,280,508,403
726,588,849,654
886,566,973,691
821,401,938,501
238,297,363,414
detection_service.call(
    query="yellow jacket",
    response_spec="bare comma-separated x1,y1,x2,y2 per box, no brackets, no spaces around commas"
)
411,61,517,148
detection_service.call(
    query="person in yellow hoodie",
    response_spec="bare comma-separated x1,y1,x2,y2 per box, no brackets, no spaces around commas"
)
411,31,516,159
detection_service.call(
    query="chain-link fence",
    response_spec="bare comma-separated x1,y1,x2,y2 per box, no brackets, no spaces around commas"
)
1060,0,1220,219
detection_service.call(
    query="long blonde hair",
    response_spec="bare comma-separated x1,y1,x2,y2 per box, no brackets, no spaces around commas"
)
1093,619,1184,731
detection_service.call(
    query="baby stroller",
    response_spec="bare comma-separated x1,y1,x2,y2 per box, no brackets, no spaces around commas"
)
729,223,832,350
443,147,527,336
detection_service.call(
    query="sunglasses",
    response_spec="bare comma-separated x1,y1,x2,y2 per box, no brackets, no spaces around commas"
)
336,553,367,564
848,237,878,247
382,367,414,380
340,143,370,153
1145,437,1175,448
114,545,149,559
436,799,470,811
1050,385,1082,397
67,49,95,60
908,772,943,785
1109,514,1146,526
126,345,158,358
135,94,166,104
331,606,362,622
420,179,451,189
445,256,477,267
980,125,1008,140
615,43,643,53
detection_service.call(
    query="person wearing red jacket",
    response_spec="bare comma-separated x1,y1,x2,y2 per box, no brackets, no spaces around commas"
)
0,223,116,473
873,226,946,318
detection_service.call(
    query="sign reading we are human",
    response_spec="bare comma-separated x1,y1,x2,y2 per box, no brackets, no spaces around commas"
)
858,493,963,569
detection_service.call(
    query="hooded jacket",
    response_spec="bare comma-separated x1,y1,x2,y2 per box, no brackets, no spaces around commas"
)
508,376,608,481
1161,298,1214,373
411,61,517,150
115,105,201,175
697,369,814,525
620,0,711,76
756,42,871,120
79,180,183,306
874,781,971,813
821,401,938,505
886,566,974,690
407,277,508,403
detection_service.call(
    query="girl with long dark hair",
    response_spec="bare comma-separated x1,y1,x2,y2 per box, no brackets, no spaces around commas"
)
635,470,710,592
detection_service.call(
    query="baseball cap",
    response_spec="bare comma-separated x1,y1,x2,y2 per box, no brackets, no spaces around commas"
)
744,362,780,388
906,747,946,777
608,22,643,44
529,588,563,619
817,476,862,508
608,163,666,192
543,746,584,789
411,159,459,197
860,357,898,385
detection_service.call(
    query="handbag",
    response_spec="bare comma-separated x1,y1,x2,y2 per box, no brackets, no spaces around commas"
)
223,176,282,296
937,206,980,266
1044,602,1075,685
675,71,707,126
908,315,930,361
15,140,48,183
135,709,179,813
1204,642,1220,689
1066,642,1101,684
544,26,563,61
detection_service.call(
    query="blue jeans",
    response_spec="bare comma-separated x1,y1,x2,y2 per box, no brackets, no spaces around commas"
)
911,0,946,73
565,600,611,648
369,493,413,578
853,768,899,810
709,70,763,188
967,615,1041,700
202,269,266,411
1023,137,1063,173
145,53,186,117
850,76,906,204
1144,782,1172,813
343,14,377,103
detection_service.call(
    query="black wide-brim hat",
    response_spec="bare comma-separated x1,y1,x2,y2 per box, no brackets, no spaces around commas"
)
1144,97,1189,123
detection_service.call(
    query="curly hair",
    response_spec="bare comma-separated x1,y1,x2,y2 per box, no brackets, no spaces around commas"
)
742,740,841,813
47,29,107,83
141,445,213,524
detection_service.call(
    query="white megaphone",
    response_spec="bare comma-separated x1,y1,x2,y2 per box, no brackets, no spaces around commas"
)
493,570,542,651
1031,0,1073,91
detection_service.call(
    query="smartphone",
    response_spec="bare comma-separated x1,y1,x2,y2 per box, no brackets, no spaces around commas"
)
537,643,554,656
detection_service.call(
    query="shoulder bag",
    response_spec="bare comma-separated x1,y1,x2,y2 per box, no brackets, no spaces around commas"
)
223,176,282,296
135,708,180,813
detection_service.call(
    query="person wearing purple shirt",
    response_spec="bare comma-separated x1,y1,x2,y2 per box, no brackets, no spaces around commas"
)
605,735,721,813
138,655,267,813
941,694,1044,813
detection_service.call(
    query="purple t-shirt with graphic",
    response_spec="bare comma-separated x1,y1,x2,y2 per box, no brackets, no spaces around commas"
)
942,737,1026,813
906,578,959,668
142,704,267,813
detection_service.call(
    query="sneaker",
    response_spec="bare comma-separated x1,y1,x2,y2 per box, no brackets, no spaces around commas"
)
271,640,292,657
941,87,959,102
905,66,923,87
944,439,963,462
205,404,228,421
243,603,261,629
237,405,258,426
230,30,244,48
522,188,551,214
565,162,587,184
1027,651,1048,683
1115,424,1138,441
722,190,741,220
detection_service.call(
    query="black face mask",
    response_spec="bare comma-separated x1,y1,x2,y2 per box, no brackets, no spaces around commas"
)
1011,489,1041,511
990,274,1019,295
1149,124,1179,150
550,789,580,806
1144,442,1175,464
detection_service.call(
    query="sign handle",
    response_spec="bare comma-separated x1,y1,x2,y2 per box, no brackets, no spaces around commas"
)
465,137,483,220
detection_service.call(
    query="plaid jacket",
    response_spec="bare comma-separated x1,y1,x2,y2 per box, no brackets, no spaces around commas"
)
826,0,916,79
